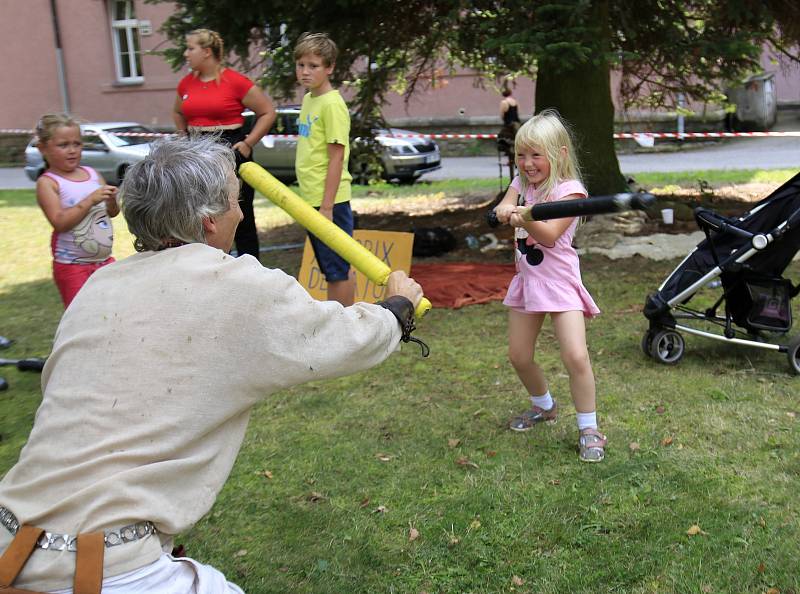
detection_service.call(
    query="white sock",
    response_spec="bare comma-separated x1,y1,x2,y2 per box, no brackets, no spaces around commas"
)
530,392,554,411
576,411,598,431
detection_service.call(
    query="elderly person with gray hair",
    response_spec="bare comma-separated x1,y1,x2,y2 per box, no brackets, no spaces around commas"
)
0,136,423,593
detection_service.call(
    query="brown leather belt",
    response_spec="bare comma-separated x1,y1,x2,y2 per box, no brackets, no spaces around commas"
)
0,526,103,594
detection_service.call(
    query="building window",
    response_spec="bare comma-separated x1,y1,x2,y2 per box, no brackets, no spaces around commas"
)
110,0,143,83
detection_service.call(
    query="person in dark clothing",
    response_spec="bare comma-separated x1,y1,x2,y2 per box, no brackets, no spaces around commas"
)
498,88,522,179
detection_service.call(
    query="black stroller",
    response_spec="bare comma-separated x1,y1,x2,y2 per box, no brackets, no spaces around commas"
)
643,172,800,373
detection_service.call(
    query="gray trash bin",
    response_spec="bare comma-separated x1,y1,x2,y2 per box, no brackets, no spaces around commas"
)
726,72,777,130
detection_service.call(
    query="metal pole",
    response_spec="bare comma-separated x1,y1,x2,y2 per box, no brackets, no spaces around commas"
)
49,0,71,113
677,93,685,141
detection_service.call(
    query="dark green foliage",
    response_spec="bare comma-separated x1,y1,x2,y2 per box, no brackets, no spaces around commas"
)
146,0,799,196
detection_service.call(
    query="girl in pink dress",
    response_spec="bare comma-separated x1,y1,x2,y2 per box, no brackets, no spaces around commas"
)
493,109,605,462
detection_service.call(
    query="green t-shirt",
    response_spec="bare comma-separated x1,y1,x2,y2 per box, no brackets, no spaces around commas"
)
295,90,352,206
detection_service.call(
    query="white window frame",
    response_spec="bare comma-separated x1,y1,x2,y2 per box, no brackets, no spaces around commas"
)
109,0,144,83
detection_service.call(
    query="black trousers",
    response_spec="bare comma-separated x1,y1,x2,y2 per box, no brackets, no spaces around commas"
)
210,129,259,260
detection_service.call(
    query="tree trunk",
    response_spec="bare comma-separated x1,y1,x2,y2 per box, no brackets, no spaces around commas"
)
534,0,627,196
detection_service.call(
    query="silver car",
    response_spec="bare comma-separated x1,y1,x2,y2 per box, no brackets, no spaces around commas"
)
24,122,156,185
249,107,442,184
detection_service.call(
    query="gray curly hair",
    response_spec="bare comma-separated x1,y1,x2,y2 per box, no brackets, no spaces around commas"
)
120,136,237,252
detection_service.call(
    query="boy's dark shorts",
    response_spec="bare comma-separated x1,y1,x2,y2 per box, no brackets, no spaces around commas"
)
309,201,354,282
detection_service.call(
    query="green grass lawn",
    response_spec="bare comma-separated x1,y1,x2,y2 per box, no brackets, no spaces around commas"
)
1,177,799,594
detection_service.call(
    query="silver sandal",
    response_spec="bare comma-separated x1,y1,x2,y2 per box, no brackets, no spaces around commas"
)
578,428,607,462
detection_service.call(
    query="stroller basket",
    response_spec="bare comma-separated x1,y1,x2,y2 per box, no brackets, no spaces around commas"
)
728,276,793,333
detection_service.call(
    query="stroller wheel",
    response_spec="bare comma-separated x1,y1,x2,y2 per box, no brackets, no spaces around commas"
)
787,335,800,375
650,330,685,365
641,330,656,357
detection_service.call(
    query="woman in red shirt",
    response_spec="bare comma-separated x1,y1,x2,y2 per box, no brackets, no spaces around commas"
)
173,29,276,260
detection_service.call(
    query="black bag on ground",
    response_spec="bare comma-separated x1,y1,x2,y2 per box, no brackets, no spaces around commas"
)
412,227,457,257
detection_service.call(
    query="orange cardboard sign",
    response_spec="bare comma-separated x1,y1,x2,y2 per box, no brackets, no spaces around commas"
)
298,230,414,302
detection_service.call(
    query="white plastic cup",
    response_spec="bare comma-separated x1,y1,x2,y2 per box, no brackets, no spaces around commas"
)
661,208,674,225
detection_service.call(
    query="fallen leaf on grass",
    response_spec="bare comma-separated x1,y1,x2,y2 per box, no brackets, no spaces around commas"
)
306,491,326,503
686,524,707,536
757,562,766,573
765,588,779,594
655,405,666,414
786,411,796,419
373,505,387,514
278,566,289,572
259,470,273,479
548,479,561,486
485,450,497,457
629,442,641,452
447,438,461,448
511,575,524,586
469,519,481,530
448,537,460,546
701,585,712,593
375,453,393,462
234,549,247,557
455,457,479,469
661,436,674,447
359,497,370,508
409,527,420,541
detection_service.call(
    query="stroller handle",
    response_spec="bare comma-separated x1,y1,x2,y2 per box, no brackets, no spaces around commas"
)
694,207,753,240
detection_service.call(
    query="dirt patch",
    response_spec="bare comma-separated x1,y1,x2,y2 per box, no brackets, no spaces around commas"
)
259,181,782,264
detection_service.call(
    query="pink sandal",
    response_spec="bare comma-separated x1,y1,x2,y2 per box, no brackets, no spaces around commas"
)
578,428,606,462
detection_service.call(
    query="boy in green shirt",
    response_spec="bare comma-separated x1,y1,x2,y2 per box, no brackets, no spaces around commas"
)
294,32,355,306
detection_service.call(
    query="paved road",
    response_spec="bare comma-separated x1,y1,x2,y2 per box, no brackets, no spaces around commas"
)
425,133,799,181
0,167,34,190
2,129,797,189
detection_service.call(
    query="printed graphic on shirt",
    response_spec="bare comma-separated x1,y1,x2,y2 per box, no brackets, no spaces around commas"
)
298,114,319,138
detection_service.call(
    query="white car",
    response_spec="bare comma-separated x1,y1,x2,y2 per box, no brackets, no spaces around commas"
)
24,122,157,185
248,107,442,184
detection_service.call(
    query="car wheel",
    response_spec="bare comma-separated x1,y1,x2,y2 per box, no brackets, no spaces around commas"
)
650,330,685,365
394,175,418,185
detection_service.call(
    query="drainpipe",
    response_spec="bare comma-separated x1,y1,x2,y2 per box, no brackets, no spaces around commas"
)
49,0,71,113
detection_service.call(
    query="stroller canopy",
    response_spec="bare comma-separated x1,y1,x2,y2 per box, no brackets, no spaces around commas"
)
657,172,800,303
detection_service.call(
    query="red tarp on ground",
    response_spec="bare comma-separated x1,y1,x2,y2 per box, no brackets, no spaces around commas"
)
410,262,516,309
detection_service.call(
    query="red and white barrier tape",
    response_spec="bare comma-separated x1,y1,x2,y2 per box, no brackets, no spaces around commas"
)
3,129,799,140
387,131,800,140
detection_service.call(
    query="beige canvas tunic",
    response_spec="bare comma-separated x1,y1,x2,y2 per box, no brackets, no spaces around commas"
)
0,243,402,591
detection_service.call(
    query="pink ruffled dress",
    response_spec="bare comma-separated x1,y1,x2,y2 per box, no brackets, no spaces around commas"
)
503,177,600,318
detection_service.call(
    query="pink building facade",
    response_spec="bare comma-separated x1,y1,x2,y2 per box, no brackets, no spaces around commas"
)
1,0,181,130
2,0,798,130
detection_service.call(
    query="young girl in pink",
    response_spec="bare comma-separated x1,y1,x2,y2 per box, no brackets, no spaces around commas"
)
493,109,605,462
35,114,120,307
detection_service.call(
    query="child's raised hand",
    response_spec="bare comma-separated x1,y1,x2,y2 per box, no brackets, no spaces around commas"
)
494,204,516,224
509,210,527,228
88,185,117,205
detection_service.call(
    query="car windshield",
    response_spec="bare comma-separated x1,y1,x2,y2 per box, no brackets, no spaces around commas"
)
101,126,155,147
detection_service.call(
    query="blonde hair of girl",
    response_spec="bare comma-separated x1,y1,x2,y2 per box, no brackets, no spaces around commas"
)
35,113,81,168
514,108,582,200
35,113,80,146
188,28,225,83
